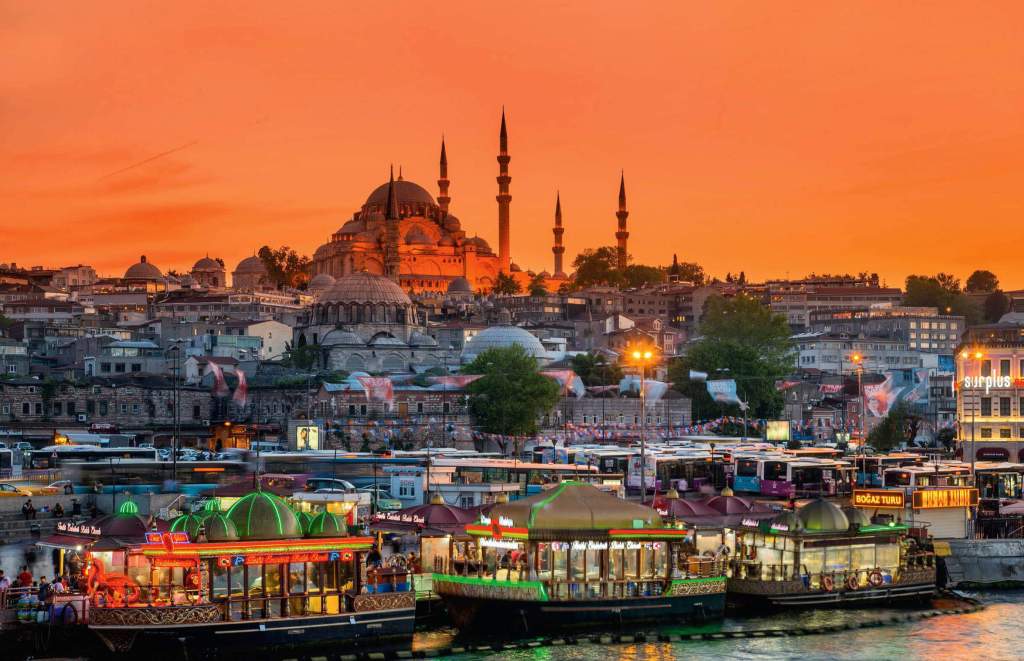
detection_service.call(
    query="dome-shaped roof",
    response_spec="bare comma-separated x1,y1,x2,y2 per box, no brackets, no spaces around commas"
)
704,495,754,515
320,271,412,306
201,512,240,542
769,510,804,533
438,236,456,247
307,511,348,538
339,219,365,234
308,273,336,291
124,255,163,280
369,332,406,347
365,179,436,208
464,236,492,253
462,325,546,361
488,481,662,531
170,513,206,539
447,277,472,294
404,226,435,245
371,498,475,535
93,505,151,538
408,331,438,347
226,491,303,540
798,499,850,533
666,498,720,519
234,256,267,275
193,256,222,271
295,510,314,534
322,329,365,346
841,506,872,529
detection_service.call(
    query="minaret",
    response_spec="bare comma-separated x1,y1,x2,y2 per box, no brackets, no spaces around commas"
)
384,165,401,283
496,109,512,273
552,192,566,277
437,137,451,215
615,171,629,271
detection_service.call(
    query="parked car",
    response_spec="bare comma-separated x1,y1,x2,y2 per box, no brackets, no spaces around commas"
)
0,483,31,497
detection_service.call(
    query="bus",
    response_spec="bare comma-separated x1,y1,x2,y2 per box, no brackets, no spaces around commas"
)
882,464,972,490
628,452,718,492
758,457,855,498
973,462,1024,500
0,449,13,477
852,453,924,487
29,445,158,469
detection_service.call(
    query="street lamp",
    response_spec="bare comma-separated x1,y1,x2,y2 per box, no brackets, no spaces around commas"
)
850,352,864,443
630,345,655,498
960,349,985,478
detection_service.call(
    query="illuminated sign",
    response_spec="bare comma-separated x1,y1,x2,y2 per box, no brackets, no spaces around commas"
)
153,558,198,568
766,421,791,442
962,376,1012,394
912,488,979,509
373,512,426,525
546,540,662,551
145,531,190,545
740,517,760,528
296,426,320,450
58,521,102,536
852,489,906,509
480,538,520,550
478,515,514,527
244,552,331,565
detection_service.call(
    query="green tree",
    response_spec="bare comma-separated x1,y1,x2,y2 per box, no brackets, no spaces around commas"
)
668,294,794,420
904,274,981,324
282,344,318,370
258,245,312,289
668,255,706,285
571,352,623,387
622,264,666,288
571,247,624,288
867,402,921,451
528,273,548,297
965,270,999,293
462,345,560,435
492,271,522,296
984,290,1010,323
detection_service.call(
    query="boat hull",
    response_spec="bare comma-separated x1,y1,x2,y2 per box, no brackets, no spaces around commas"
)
727,578,936,609
89,604,415,658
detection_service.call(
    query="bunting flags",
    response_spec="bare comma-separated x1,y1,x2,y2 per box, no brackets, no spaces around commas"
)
356,376,395,411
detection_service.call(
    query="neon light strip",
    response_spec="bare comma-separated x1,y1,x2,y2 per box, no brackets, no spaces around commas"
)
139,537,373,557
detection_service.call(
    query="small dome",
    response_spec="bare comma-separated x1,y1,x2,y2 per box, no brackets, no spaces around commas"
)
124,255,163,280
369,332,406,347
704,495,753,515
841,506,872,529
447,277,472,294
510,263,522,272
463,236,492,253
202,512,239,542
438,236,456,247
408,331,438,347
538,270,551,278
170,513,205,539
307,511,348,538
193,257,222,271
798,499,850,533
322,329,365,346
226,491,303,540
295,510,314,534
308,273,336,292
462,325,546,362
320,271,412,306
770,510,804,533
338,219,365,235
234,256,267,275
364,179,436,208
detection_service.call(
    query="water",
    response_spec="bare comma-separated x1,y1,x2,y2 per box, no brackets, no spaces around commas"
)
423,591,1024,660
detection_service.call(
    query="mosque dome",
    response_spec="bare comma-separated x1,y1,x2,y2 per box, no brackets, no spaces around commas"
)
124,255,163,280
322,329,366,346
233,256,267,275
226,491,303,540
192,256,222,272
320,271,412,306
306,511,348,538
438,236,456,247
798,499,850,533
462,325,546,362
92,500,151,538
463,236,492,253
364,179,436,208
408,331,438,347
404,226,435,246
308,273,336,293
447,277,472,295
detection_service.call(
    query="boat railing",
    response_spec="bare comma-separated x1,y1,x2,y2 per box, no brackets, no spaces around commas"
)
731,558,935,587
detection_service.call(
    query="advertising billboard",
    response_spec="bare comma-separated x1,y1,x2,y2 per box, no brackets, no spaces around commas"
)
766,420,791,442
296,425,320,450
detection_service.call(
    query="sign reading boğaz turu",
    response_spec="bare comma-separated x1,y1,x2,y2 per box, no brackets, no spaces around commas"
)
852,489,906,509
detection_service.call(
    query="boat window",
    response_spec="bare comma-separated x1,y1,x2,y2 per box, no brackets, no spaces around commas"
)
824,545,851,573
801,547,825,577
876,543,899,570
623,548,639,579
608,548,623,580
641,546,658,578
850,543,876,571
569,548,586,582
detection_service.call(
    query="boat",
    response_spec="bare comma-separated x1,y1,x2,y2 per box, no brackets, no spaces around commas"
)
85,491,415,657
431,481,727,634
727,498,937,608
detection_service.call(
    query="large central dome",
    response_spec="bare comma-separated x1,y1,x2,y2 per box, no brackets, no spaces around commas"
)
364,179,436,208
321,271,413,306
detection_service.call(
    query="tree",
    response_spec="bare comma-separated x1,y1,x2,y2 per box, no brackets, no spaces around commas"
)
571,352,623,387
258,245,312,289
622,264,666,288
281,344,318,370
571,247,623,288
528,273,548,297
965,270,999,293
984,290,1010,323
462,345,560,436
867,402,921,451
668,255,706,285
668,294,794,420
492,271,522,296
904,274,981,324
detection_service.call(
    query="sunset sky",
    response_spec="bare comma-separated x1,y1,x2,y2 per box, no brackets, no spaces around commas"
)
3,1,1024,289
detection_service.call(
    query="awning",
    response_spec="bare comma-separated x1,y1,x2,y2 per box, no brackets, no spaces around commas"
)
37,534,96,550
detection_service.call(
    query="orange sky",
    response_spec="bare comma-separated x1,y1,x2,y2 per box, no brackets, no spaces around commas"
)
3,1,1024,289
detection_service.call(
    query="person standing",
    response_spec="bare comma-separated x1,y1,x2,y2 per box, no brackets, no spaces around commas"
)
0,570,10,592
17,566,32,588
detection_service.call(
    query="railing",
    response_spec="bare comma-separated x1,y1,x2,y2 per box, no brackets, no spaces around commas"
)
975,517,1024,539
730,556,936,588
1,586,39,610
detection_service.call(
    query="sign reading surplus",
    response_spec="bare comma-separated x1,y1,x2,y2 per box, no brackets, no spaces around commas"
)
852,489,906,509
912,488,979,509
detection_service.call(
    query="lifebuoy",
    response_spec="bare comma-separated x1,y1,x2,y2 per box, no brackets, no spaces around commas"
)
821,575,834,592
846,575,859,591
868,570,884,587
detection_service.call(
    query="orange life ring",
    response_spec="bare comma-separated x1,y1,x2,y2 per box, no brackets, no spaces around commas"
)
821,575,834,592
868,570,884,587
846,575,859,591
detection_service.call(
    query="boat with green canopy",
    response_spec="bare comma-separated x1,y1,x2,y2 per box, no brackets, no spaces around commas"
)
432,481,727,634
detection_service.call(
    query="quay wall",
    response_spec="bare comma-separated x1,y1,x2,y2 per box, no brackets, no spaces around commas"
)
943,539,1024,587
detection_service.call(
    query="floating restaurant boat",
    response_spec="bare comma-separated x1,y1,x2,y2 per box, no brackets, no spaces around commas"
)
85,490,415,657
727,498,937,608
431,481,727,634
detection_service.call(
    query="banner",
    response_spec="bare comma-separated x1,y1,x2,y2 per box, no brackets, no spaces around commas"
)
707,379,749,411
427,375,482,389
232,368,249,408
540,370,578,395
205,360,230,398
818,383,844,394
355,376,395,411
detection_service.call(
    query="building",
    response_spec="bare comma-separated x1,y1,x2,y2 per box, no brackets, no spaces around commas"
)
0,338,29,377
83,339,166,377
765,277,903,329
809,306,964,358
548,391,691,429
956,323,1024,462
794,332,938,374
153,289,309,325
51,265,98,291
231,256,272,291
190,257,227,289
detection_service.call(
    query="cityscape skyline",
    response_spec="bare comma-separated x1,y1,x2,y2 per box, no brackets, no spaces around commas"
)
4,2,1024,288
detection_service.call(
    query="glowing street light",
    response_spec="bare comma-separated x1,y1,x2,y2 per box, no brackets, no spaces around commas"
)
629,345,657,497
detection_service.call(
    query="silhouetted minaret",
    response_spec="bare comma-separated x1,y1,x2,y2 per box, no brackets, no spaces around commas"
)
496,109,512,273
552,192,566,277
384,165,401,283
437,137,451,215
615,171,629,271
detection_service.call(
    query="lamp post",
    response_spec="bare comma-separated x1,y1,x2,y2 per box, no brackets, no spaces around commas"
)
630,345,655,498
960,349,985,478
166,339,187,488
851,352,864,443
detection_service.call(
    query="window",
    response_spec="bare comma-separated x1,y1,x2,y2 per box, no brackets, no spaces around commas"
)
5,365,15,374
459,496,474,509
86,400,95,414
132,403,140,414
981,397,992,416
99,401,108,416
115,363,126,373
52,401,62,416
120,403,128,414
443,402,451,414
982,360,992,377
100,362,112,373
1,404,7,415
131,363,142,373
981,428,993,438
193,405,201,419
1000,428,1012,439
416,402,424,414
66,402,75,416
34,403,42,415
1001,360,1012,377
22,402,30,415
348,404,356,415
1001,397,1011,417
360,404,367,415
